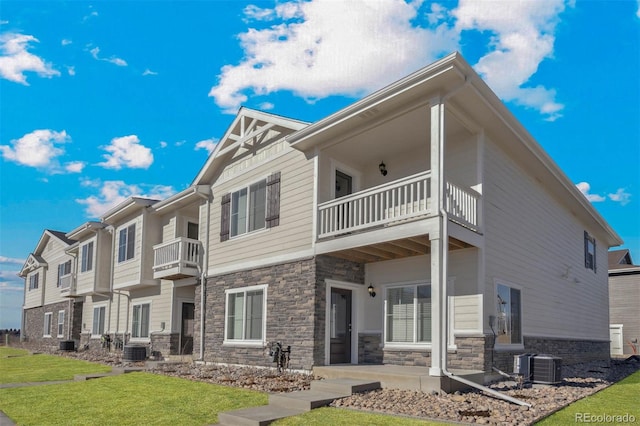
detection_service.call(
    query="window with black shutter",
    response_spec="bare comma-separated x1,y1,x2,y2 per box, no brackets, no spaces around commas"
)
584,231,596,272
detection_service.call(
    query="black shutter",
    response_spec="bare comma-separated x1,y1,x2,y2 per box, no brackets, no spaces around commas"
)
220,193,231,242
593,238,597,273
584,231,589,269
266,171,281,228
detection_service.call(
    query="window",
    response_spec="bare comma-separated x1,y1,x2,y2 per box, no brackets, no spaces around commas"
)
92,306,106,336
220,172,281,242
496,283,522,345
29,273,39,290
231,180,267,237
43,312,52,337
225,286,266,342
132,303,150,338
385,284,431,344
118,224,136,262
57,311,65,337
81,241,94,272
57,260,72,287
584,231,597,272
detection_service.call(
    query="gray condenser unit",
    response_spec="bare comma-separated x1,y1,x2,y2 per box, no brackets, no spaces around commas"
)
530,354,562,384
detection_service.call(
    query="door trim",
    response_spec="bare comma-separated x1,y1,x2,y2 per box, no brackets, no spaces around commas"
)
325,279,361,365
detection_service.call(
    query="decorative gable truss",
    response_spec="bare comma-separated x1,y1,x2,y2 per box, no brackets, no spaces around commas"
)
20,253,47,277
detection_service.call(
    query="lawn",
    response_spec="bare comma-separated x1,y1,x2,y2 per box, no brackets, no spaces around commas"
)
273,407,440,425
0,347,112,384
536,369,640,425
0,372,268,425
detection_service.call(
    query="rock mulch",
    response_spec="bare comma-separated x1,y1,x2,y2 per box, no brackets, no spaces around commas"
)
15,343,639,425
332,359,640,425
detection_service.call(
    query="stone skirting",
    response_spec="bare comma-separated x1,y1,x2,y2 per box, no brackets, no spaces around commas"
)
383,348,431,366
150,332,180,357
22,300,83,348
197,255,364,370
358,333,383,364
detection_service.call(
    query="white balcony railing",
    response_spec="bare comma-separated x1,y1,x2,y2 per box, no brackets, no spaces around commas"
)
317,171,481,239
153,237,201,275
59,274,75,294
318,171,432,239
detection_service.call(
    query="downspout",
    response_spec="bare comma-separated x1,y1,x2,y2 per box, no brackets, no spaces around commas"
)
437,80,530,407
67,251,77,341
199,192,211,361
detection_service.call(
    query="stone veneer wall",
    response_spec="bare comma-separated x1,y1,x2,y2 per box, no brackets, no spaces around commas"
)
197,255,364,370
358,333,383,364
150,332,180,357
23,300,83,349
383,349,431,366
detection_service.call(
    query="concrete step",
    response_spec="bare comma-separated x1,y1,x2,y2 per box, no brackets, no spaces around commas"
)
217,405,305,426
269,389,348,412
310,378,380,394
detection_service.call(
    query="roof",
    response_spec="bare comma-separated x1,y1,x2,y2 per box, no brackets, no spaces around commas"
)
47,229,76,245
192,107,308,185
608,248,639,274
100,197,159,224
285,51,622,248
151,185,210,213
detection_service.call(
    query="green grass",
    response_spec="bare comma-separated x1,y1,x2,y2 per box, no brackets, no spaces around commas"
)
0,348,111,383
0,372,268,425
273,407,442,425
536,370,640,425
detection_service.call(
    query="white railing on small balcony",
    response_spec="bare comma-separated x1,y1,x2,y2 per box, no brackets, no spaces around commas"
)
153,237,201,273
318,171,432,239
446,181,480,231
59,274,74,293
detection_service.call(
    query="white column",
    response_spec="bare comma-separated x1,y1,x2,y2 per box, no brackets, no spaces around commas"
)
429,97,446,376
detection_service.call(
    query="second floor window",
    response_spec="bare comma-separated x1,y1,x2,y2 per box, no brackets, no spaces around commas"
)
29,273,39,290
118,224,136,263
231,180,267,237
584,231,596,272
81,241,94,272
57,261,71,287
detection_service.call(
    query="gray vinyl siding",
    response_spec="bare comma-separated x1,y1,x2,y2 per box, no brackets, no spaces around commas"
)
24,267,45,309
609,273,640,354
43,238,74,306
95,230,112,292
483,138,609,341
208,146,314,270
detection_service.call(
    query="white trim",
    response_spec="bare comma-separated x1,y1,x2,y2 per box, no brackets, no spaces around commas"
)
91,303,108,338
228,176,269,239
223,284,268,346
57,310,65,338
324,279,362,365
43,312,52,337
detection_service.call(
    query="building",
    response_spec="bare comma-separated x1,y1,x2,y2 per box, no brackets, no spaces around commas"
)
608,249,640,356
21,52,622,384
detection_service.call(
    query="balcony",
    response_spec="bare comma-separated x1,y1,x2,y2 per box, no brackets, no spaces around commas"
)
59,274,77,297
153,237,202,280
317,171,480,240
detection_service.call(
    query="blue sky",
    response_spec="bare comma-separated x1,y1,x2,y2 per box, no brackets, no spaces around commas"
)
1,0,639,329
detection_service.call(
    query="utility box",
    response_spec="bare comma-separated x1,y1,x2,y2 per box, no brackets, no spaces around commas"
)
513,354,533,378
530,354,562,384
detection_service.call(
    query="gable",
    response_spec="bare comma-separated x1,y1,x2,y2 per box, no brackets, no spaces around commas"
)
193,108,308,185
19,253,47,277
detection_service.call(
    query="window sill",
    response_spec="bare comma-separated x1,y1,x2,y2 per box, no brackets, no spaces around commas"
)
223,340,265,348
129,338,150,343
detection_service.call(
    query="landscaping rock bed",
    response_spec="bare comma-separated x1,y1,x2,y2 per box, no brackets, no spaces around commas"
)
15,342,639,425
332,358,640,425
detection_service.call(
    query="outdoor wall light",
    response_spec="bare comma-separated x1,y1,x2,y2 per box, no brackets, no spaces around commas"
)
379,161,387,176
368,284,376,298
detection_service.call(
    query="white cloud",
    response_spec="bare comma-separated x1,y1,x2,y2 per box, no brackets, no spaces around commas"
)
76,180,175,218
61,39,72,46
576,182,605,202
211,0,567,120
637,0,640,19
0,256,24,265
209,0,458,113
89,46,128,67
0,129,70,169
0,33,60,84
195,138,218,154
159,141,168,148
453,0,567,121
142,68,158,76
66,65,75,76
97,135,154,170
64,161,86,173
258,101,275,110
608,188,631,206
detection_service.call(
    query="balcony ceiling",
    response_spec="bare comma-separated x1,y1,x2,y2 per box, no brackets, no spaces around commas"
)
326,235,471,264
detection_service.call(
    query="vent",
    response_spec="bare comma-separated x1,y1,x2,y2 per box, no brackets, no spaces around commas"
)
530,354,562,384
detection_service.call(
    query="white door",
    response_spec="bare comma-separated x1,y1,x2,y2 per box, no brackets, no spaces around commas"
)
610,324,624,355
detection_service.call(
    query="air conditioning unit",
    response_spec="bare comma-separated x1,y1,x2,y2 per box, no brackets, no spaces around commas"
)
530,354,562,384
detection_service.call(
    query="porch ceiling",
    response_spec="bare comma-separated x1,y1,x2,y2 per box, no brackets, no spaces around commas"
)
326,235,471,263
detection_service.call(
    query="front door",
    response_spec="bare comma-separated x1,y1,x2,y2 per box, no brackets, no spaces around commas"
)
335,171,353,232
330,288,352,364
610,324,623,356
181,303,195,355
